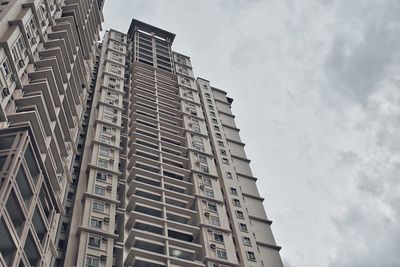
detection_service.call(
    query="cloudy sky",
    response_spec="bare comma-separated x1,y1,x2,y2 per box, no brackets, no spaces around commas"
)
103,1,400,266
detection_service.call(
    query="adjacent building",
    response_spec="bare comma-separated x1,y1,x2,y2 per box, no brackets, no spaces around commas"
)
0,3,282,267
0,0,104,266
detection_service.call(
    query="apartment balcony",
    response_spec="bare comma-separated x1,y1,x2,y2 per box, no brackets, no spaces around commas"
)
38,48,69,83
125,237,205,267
129,183,194,208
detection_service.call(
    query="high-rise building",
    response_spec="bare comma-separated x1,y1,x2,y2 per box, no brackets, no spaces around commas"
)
0,4,282,267
0,0,104,266
61,19,283,267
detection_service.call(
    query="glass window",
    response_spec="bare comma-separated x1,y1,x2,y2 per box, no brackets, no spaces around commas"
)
230,188,238,195
92,201,104,212
96,172,107,181
204,177,212,186
98,158,108,168
198,155,207,163
90,218,102,229
88,236,101,248
1,59,11,78
86,256,99,267
246,251,256,261
216,249,227,259
205,189,214,198
243,237,252,246
239,223,248,232
226,172,232,179
210,216,220,226
213,232,224,242
233,198,241,207
207,202,217,212
94,186,106,196
99,146,109,156
236,210,244,219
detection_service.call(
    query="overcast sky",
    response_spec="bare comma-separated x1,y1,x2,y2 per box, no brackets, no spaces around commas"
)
103,1,400,266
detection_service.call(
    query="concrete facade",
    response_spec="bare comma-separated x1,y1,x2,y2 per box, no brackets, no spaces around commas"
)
0,5,283,267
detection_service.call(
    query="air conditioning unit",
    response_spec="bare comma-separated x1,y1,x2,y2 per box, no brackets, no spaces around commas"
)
199,185,205,190
102,237,108,242
195,161,200,166
188,123,193,127
107,185,112,191
18,60,25,68
100,255,107,262
213,263,220,267
210,244,216,249
105,202,110,207
185,107,190,111
31,37,37,45
41,20,46,27
10,74,16,82
204,212,210,217
2,88,10,97
104,217,110,223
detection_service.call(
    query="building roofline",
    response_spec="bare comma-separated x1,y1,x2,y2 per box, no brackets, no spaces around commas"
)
127,18,176,43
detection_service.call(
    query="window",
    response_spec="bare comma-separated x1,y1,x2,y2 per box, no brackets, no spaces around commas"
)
222,158,229,165
226,172,232,179
230,188,238,195
92,201,104,212
99,146,109,156
1,59,11,78
98,158,108,168
210,216,220,226
215,133,222,139
203,177,212,186
102,126,116,134
207,99,212,104
214,125,220,131
210,111,216,117
236,210,244,219
212,118,218,124
218,141,224,147
239,223,248,232
200,166,209,173
199,155,207,163
208,105,214,110
205,189,214,198
207,202,217,212
246,251,256,261
88,236,101,248
96,172,107,181
90,218,102,228
61,222,68,232
205,93,211,98
95,186,106,196
220,149,226,156
216,249,227,259
213,232,224,243
233,198,241,207
243,237,252,246
86,256,99,267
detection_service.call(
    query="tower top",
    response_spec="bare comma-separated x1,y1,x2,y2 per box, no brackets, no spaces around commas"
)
127,18,176,43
